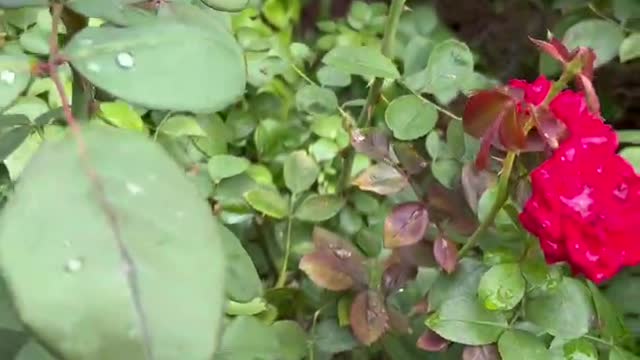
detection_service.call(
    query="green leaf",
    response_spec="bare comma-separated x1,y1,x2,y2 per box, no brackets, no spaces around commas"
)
0,53,32,109
295,194,345,222
244,188,289,219
620,33,640,63
525,278,594,339
99,101,145,131
19,28,50,55
208,155,250,183
67,0,154,26
0,126,31,161
160,115,207,137
284,150,320,194
613,0,640,23
309,138,340,162
0,125,226,359
217,316,281,360
446,119,465,159
314,319,359,354
563,338,598,360
311,115,344,139
15,340,56,360
322,46,400,79
429,258,487,309
425,297,508,345
498,330,550,360
0,329,28,359
563,20,625,67
201,0,249,12
316,66,351,88
0,277,21,331
477,263,525,311
425,40,474,94
64,21,246,113
220,223,262,302
385,95,437,140
431,159,461,189
620,147,640,172
610,347,640,360
0,0,48,8
586,281,629,344
352,163,408,195
272,320,308,360
295,85,338,114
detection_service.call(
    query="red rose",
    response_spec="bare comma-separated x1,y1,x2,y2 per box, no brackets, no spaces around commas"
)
508,75,552,107
519,91,640,283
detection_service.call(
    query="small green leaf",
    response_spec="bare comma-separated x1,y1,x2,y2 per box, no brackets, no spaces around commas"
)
477,263,525,311
220,223,262,302
0,126,31,161
620,33,640,62
295,85,338,114
99,101,145,131
295,194,345,222
217,316,280,360
0,53,32,109
322,46,400,79
64,21,246,112
563,20,625,67
425,40,474,94
431,159,461,189
244,188,289,219
525,277,594,339
498,330,550,360
284,151,320,194
316,66,351,88
385,95,437,140
309,138,340,162
425,297,508,345
429,258,487,309
314,319,359,354
160,115,207,137
208,155,250,183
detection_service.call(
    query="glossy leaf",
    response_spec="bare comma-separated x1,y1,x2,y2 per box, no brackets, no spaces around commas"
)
525,277,594,339
352,163,408,195
294,194,345,222
350,290,388,345
208,155,250,183
283,151,320,194
425,40,474,93
383,202,429,248
322,46,400,79
244,188,289,219
64,21,246,112
425,297,508,345
160,115,207,137
99,101,145,131
0,125,226,359
385,95,437,140
220,224,262,302
498,330,549,360
477,263,525,311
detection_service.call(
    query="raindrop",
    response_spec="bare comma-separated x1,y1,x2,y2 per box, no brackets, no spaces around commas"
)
0,70,16,85
87,62,101,73
116,52,135,69
614,182,629,200
126,182,143,195
65,257,83,273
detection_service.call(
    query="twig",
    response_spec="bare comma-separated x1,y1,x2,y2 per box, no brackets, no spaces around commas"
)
337,0,406,194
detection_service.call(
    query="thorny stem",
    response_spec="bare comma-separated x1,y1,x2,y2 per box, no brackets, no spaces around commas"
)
337,0,406,194
459,151,516,257
275,193,297,288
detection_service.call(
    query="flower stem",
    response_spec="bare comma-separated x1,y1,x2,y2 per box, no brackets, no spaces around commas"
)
459,151,517,257
275,193,296,288
337,0,406,194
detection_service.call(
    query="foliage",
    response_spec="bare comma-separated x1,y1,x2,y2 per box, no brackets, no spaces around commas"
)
0,0,638,359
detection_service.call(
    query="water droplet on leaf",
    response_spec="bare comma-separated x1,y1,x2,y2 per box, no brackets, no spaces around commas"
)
126,182,143,195
116,52,135,69
65,258,83,273
0,70,16,85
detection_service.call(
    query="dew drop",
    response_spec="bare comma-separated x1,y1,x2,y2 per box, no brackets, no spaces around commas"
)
87,62,101,73
116,52,135,69
65,257,83,273
0,70,16,85
614,182,629,200
560,187,593,218
126,182,143,195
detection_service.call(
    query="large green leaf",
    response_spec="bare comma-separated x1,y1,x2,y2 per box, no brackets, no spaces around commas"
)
525,278,594,339
477,263,525,311
0,125,227,359
563,19,625,67
283,150,320,194
0,0,47,8
216,316,281,360
64,21,246,113
0,53,32,109
424,39,474,94
219,223,263,302
498,330,549,360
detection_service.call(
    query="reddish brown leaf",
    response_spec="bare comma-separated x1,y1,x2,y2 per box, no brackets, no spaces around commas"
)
416,329,449,352
381,262,418,294
529,36,571,64
463,345,500,360
391,241,437,268
299,251,356,291
387,306,411,334
351,128,390,162
433,237,459,274
461,163,497,212
350,290,389,345
392,142,428,175
577,73,600,115
533,106,567,149
497,103,526,150
353,163,409,195
463,90,513,139
384,202,429,248
425,179,479,236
